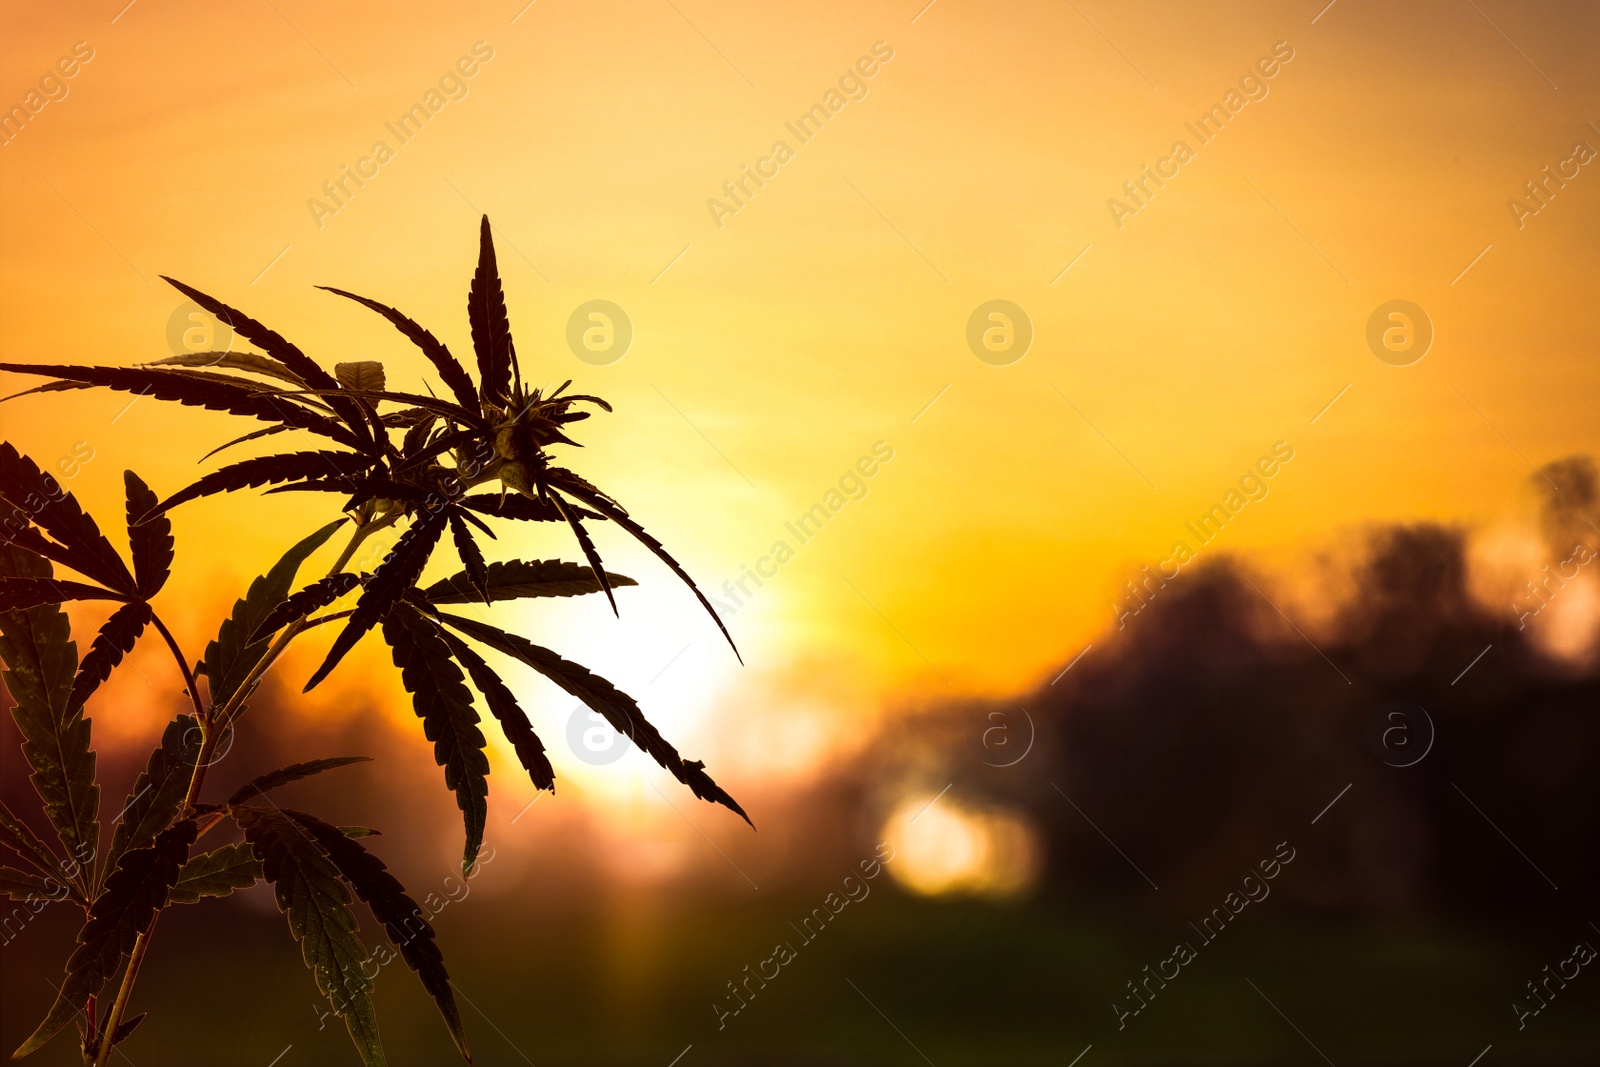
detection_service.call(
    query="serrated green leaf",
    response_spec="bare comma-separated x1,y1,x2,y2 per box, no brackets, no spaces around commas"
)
381,605,489,874
13,820,195,1059
168,842,262,903
0,544,99,894
0,799,66,884
418,558,637,605
104,716,204,880
339,826,380,838
233,805,385,1066
289,809,469,1062
203,520,345,710
1,865,67,900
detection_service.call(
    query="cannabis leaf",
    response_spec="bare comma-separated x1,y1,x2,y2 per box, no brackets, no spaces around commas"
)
145,349,307,386
290,810,470,1062
0,544,99,893
124,471,173,598
381,604,489,872
202,520,345,710
226,756,371,805
168,842,262,904
146,451,383,519
431,610,750,826
1,866,65,901
0,799,71,891
249,573,362,643
420,558,635,604
317,286,478,409
13,820,195,1059
468,215,518,405
335,361,387,393
68,600,152,709
0,364,368,448
233,805,384,1066
304,508,447,691
438,629,556,791
104,715,203,881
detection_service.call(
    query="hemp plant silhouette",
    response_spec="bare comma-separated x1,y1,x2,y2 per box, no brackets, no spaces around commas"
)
0,218,748,1065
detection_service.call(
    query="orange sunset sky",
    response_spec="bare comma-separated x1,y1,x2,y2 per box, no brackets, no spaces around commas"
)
3,1,1597,818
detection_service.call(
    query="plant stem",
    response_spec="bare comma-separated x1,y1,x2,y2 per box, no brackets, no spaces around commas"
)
90,930,150,1067
147,612,207,726
89,515,393,1067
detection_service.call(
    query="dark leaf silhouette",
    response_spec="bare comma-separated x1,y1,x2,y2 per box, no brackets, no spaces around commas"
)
158,276,374,447
145,349,307,386
420,557,634,604
447,511,490,603
0,442,134,593
382,604,489,872
0,545,100,885
304,508,447,691
124,471,173,598
467,215,516,404
550,494,616,615
203,520,345,710
68,600,152,709
148,451,383,519
0,219,749,1065
335,361,386,393
289,809,470,1062
198,422,296,461
227,756,371,805
458,492,573,523
232,805,384,1066
149,274,339,389
434,611,750,826
439,630,555,791
13,820,195,1059
248,572,362,644
0,363,366,449
0,501,97,580
0,577,125,611
548,469,739,660
167,842,262,904
105,715,204,878
318,286,479,410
